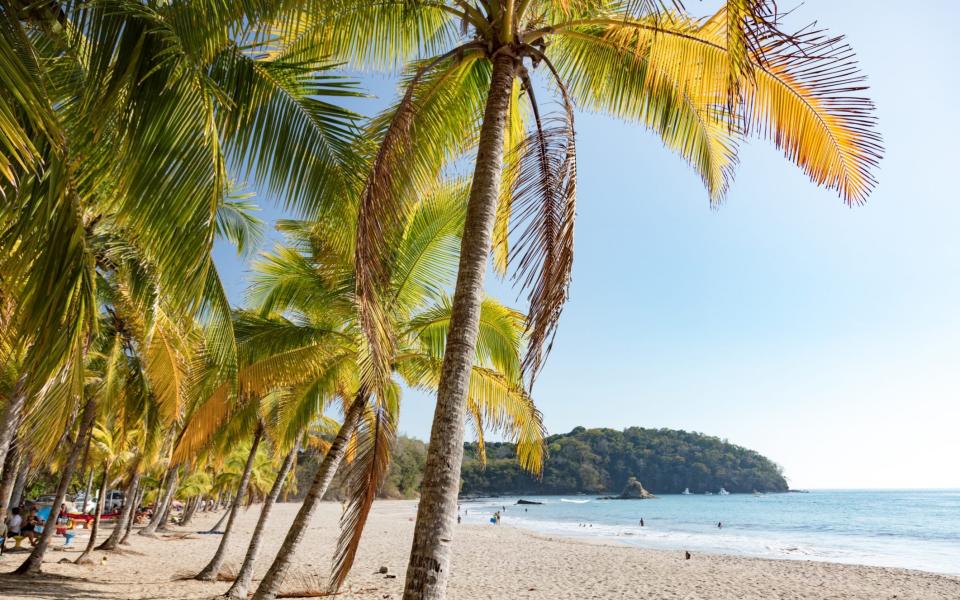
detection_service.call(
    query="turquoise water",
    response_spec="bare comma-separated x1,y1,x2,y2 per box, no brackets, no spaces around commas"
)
460,490,960,574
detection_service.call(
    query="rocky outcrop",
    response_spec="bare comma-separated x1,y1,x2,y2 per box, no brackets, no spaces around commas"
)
598,477,656,500
516,499,543,505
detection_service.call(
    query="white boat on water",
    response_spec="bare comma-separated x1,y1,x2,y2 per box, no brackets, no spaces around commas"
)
719,487,730,496
704,491,713,495
682,488,691,495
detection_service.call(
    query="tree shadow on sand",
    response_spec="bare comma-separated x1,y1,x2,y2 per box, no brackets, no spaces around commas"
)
0,572,103,600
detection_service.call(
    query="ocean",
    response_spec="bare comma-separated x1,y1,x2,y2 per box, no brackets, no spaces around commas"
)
459,490,960,575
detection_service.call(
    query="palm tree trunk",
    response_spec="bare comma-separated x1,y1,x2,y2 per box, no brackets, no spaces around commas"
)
11,455,30,508
157,484,176,530
0,373,27,522
0,434,21,517
180,495,200,526
208,501,230,532
250,393,367,600
226,442,298,599
401,50,517,600
140,465,177,536
118,480,143,545
80,467,94,513
76,461,109,564
15,396,97,574
75,426,94,509
195,424,264,581
98,456,140,550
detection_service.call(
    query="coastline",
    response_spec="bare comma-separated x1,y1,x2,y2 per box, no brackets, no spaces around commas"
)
460,491,960,576
2,499,958,599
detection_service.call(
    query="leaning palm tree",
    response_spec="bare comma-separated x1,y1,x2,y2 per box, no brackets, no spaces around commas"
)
75,422,135,565
193,414,269,581
223,418,335,599
286,2,882,597
171,182,544,599
0,0,363,487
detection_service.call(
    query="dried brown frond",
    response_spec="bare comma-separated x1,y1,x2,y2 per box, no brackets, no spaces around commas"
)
329,400,396,591
278,570,379,597
509,51,577,385
355,43,482,391
215,562,239,582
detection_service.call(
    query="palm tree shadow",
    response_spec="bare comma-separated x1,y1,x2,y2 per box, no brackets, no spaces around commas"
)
0,572,102,600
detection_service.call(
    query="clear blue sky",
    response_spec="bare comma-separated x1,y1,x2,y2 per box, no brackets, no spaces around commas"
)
214,0,960,489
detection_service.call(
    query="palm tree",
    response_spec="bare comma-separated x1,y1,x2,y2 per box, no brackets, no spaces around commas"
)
225,442,299,598
169,182,544,599
283,2,882,597
224,422,336,599
177,470,214,527
75,422,133,564
194,422,266,581
0,0,363,495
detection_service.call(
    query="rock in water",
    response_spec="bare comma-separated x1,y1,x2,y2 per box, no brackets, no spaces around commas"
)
516,499,543,505
617,477,656,499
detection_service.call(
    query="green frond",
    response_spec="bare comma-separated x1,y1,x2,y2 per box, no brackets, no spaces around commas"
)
143,310,191,425
388,179,469,313
406,296,525,384
216,186,265,258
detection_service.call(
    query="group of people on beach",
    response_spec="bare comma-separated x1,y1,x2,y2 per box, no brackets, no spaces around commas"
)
0,502,65,552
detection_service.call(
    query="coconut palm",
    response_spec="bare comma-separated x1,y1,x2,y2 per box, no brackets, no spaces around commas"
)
177,469,216,526
75,422,135,564
281,2,883,597
192,414,278,581
224,418,338,599
0,0,363,489
169,181,544,598
7,188,258,570
9,251,174,570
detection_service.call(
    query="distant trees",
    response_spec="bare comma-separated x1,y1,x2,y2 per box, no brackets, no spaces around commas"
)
461,427,788,495
295,436,429,501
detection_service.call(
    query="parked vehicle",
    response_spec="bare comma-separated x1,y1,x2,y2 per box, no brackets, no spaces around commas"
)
73,492,98,514
102,490,125,512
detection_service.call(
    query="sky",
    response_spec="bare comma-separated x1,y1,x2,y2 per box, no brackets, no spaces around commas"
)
213,0,960,490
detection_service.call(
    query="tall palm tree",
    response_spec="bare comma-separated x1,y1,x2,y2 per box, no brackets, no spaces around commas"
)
0,0,363,478
193,422,264,581
282,2,883,598
169,182,544,599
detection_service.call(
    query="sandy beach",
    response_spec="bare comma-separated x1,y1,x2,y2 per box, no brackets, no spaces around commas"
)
1,500,957,599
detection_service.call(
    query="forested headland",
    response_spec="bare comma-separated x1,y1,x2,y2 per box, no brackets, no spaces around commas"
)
301,427,787,499
459,427,788,495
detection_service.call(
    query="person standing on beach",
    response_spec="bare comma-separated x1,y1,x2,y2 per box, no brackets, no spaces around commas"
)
640,518,645,527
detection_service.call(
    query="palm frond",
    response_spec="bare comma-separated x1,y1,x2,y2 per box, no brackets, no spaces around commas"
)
355,43,485,392
330,391,397,591
507,58,577,383
215,186,265,258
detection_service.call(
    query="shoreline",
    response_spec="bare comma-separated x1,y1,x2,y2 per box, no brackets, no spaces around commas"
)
1,499,958,599
458,491,960,576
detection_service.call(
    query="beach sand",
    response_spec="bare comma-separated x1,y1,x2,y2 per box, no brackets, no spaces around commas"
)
1,500,957,599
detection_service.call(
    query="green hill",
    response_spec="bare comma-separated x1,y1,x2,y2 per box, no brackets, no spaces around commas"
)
460,426,788,495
